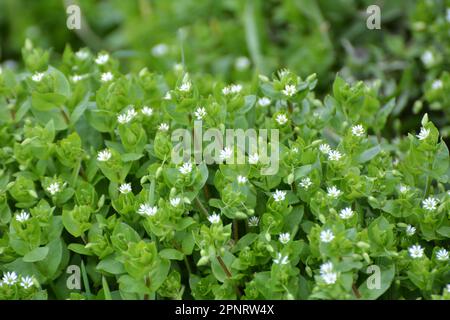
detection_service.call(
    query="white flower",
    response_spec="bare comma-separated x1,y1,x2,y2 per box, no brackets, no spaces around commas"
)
406,225,416,236
327,186,342,198
409,245,424,259
208,213,221,224
447,284,450,293
279,233,290,244
2,272,18,286
194,107,207,120
248,216,259,227
273,190,287,202
220,147,233,161
273,253,289,265
95,53,109,65
258,97,271,107
339,207,354,219
31,72,45,82
416,127,430,140
100,72,113,82
179,162,193,175
422,197,438,211
447,8,450,23
320,262,334,275
321,272,338,285
137,203,157,216
351,124,365,137
237,175,248,184
173,63,183,72
282,84,297,97
299,177,312,189
179,81,192,92
20,276,34,289
436,249,449,261
126,107,137,119
75,50,89,60
141,106,153,116
328,150,343,161
319,144,331,154
320,229,334,243
158,123,169,131
117,108,137,124
292,147,299,153
151,43,168,57
119,183,132,194
15,211,30,223
47,182,60,195
71,74,84,83
278,69,289,78
275,114,288,125
235,56,250,70
399,185,410,194
249,153,259,164
421,50,434,66
432,80,443,90
170,197,181,207
222,84,242,95
97,149,112,162
163,92,172,100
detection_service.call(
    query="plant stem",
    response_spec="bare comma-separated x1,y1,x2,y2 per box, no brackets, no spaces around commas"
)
233,219,239,243
144,276,151,300
216,255,241,298
194,197,209,217
352,283,361,299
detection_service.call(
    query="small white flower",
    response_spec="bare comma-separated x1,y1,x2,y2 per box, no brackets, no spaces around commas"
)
20,276,34,289
173,63,183,72
117,113,129,124
194,107,207,120
158,123,170,131
320,262,334,275
170,197,181,207
321,272,338,285
179,81,192,92
71,74,84,83
208,213,221,224
151,43,168,57
2,272,18,286
327,186,342,198
163,92,172,100
230,84,242,94
416,127,430,141
258,97,271,107
119,183,132,194
47,182,60,195
75,50,89,60
320,229,335,243
409,244,424,259
235,56,250,70
292,147,299,153
436,249,449,261
237,175,248,184
432,80,443,90
179,162,193,175
406,225,416,236
278,69,289,78
399,185,410,194
319,144,331,154
141,106,153,116
328,150,343,161
249,153,259,164
137,203,157,216
31,72,45,82
97,149,112,162
100,72,113,82
275,114,288,125
279,233,290,244
273,253,289,265
15,211,30,223
220,147,233,161
351,124,365,137
126,107,137,119
421,50,434,66
299,177,312,189
95,53,109,65
422,197,438,211
339,207,354,219
273,190,287,202
248,216,259,227
282,84,297,97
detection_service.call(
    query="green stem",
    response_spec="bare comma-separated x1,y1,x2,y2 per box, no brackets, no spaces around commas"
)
194,197,209,217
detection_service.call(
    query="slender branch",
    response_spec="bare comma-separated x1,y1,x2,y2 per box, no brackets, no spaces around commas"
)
352,283,361,299
194,197,209,217
232,220,239,243
216,255,241,298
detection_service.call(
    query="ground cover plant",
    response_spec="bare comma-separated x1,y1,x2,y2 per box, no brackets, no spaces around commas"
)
0,40,448,300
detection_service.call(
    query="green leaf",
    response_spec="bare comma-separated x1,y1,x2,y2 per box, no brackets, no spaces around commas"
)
23,246,49,262
159,248,184,261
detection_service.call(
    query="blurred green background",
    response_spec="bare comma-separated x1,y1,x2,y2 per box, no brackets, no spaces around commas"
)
0,0,449,134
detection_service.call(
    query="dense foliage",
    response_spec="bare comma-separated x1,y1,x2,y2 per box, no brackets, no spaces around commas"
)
0,41,448,300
